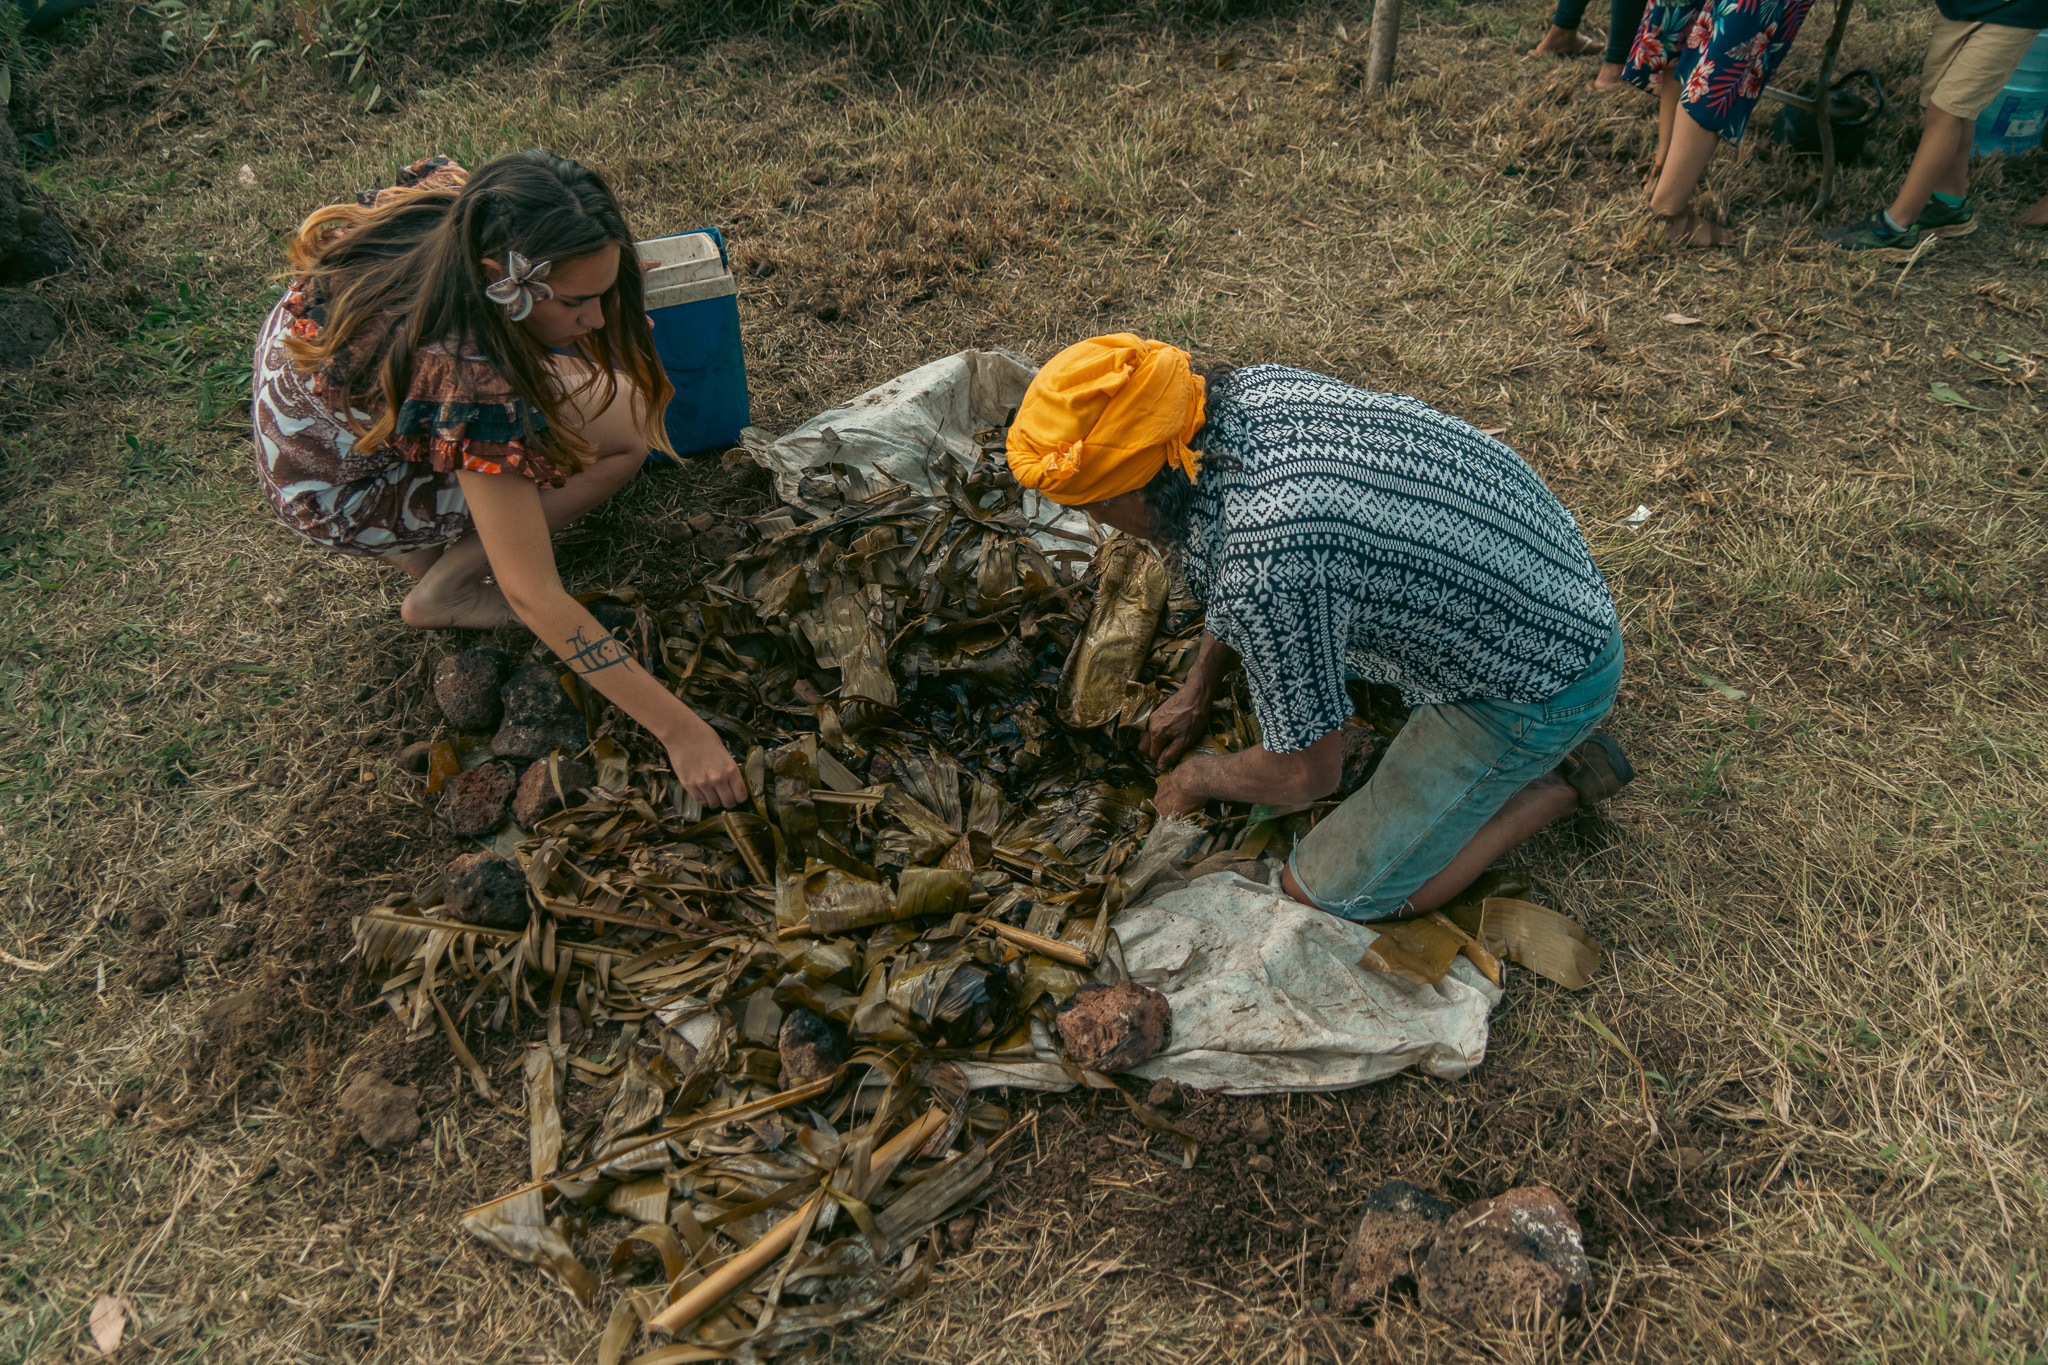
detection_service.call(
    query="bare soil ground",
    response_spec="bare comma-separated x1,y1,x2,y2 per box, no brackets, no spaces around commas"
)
4,2,2046,1361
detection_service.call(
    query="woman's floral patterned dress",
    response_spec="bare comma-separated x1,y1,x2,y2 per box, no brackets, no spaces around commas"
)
1625,0,1821,141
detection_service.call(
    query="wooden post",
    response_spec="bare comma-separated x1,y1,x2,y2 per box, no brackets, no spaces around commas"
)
1365,0,1403,97
1809,0,1858,217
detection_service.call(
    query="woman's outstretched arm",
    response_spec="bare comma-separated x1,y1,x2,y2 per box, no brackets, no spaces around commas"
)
456,466,747,809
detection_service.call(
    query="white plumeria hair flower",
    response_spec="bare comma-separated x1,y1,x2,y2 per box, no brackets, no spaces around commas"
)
484,250,554,322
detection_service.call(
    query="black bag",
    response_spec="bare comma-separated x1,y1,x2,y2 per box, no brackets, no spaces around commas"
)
1770,70,1887,162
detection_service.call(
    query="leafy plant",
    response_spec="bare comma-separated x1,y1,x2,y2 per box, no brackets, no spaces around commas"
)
143,0,405,107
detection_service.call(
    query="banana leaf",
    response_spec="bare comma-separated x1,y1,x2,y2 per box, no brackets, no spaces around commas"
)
1057,538,1167,728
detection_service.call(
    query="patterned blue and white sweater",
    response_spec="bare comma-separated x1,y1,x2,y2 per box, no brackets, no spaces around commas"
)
1180,366,1618,754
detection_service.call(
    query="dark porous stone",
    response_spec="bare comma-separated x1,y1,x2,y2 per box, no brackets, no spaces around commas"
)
492,661,588,761
442,762,517,839
589,601,637,635
433,647,510,732
1330,1179,1461,1311
0,289,61,368
696,524,746,564
777,1006,848,1086
1055,979,1171,1074
1418,1186,1590,1329
0,161,21,264
338,1073,421,1153
442,850,532,930
511,756,595,830
0,211,79,285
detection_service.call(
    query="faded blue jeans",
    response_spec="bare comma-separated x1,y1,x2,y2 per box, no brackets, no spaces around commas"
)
1289,626,1623,922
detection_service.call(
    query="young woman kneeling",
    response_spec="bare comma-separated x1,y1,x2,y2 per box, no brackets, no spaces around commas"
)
252,151,744,809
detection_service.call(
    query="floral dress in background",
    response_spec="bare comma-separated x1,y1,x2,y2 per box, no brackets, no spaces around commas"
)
1624,0,1820,142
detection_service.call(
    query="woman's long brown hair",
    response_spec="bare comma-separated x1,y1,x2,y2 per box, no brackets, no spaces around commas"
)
282,150,674,472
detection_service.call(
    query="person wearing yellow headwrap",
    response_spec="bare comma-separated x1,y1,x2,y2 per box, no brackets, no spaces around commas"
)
1005,334,1206,510
1009,343,1637,928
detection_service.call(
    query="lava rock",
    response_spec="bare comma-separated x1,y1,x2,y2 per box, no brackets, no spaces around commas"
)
492,662,588,761
777,1006,848,1086
338,1073,421,1153
441,851,531,929
1418,1186,1590,1329
0,156,21,265
589,601,638,636
0,210,78,285
1145,1077,1183,1112
510,756,594,829
130,949,184,995
0,289,61,368
1055,980,1171,1074
696,524,746,564
442,762,517,839
433,647,510,731
1330,1180,1460,1311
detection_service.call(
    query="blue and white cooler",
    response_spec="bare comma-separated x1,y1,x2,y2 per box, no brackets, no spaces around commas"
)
637,229,749,461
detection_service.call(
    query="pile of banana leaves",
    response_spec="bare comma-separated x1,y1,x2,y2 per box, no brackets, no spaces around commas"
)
351,443,1290,1359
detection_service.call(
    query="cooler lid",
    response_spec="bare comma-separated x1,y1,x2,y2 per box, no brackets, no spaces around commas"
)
637,231,737,310
637,231,727,280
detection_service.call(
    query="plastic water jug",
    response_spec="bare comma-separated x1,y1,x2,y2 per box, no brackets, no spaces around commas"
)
1974,30,2048,157
636,228,749,462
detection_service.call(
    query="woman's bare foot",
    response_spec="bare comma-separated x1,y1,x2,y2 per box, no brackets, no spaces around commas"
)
2018,194,2048,229
1534,25,1601,56
1595,61,1627,90
380,545,444,582
400,575,519,630
1649,207,1736,249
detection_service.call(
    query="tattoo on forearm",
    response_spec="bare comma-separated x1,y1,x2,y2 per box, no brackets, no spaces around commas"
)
563,626,633,677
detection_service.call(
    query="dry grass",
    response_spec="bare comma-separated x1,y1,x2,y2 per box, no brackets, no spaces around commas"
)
4,1,2047,1361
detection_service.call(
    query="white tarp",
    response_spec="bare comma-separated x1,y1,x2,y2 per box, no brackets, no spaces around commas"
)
738,348,1095,552
958,874,1501,1096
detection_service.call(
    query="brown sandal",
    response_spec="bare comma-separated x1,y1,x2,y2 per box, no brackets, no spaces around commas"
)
1559,733,1636,806
1650,207,1735,249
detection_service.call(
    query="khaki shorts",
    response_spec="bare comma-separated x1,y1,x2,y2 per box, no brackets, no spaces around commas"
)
1924,17,2042,120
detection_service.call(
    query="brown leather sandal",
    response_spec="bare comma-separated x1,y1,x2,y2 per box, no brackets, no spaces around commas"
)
1559,733,1636,806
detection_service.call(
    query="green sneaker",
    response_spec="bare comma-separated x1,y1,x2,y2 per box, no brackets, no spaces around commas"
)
1827,211,1922,261
1918,195,1977,238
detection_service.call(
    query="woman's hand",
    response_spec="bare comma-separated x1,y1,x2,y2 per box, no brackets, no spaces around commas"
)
455,468,748,811
664,720,747,810
1141,678,1213,769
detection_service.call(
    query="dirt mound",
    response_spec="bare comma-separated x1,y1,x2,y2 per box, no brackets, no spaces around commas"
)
337,1073,421,1153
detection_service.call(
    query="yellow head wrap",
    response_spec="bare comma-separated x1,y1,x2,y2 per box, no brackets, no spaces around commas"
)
1004,334,1206,507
